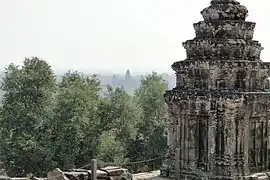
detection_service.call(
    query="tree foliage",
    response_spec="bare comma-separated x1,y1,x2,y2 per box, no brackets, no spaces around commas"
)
0,58,168,176
96,86,141,163
128,72,168,161
47,71,101,170
0,57,56,176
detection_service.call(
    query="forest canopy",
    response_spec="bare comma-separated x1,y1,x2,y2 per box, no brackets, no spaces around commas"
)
0,57,169,177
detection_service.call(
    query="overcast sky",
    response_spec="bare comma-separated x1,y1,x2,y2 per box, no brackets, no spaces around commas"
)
0,0,269,73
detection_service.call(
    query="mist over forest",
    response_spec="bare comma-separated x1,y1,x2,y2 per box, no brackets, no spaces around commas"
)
0,69,176,98
94,70,176,94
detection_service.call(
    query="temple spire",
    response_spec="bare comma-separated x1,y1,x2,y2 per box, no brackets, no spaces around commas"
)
161,0,270,179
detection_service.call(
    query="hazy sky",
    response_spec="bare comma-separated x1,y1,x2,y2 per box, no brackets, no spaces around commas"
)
0,0,269,73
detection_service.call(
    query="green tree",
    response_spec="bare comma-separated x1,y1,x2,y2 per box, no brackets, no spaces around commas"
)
96,130,126,164
0,57,56,176
96,86,141,163
47,71,101,169
128,72,168,162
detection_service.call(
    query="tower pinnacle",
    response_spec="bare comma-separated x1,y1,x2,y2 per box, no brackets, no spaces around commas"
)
201,0,248,21
210,0,240,5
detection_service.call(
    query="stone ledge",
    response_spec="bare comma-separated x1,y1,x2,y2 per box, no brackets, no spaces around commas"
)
164,89,270,103
244,172,270,180
172,60,270,71
183,39,263,61
194,20,255,40
133,171,169,180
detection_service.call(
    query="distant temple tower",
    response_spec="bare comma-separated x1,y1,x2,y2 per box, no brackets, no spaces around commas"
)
161,0,270,179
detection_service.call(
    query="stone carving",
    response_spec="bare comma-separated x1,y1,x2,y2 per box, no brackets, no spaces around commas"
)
161,0,270,179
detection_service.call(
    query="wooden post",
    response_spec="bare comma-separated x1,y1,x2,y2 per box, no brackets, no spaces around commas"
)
175,148,180,180
91,159,97,180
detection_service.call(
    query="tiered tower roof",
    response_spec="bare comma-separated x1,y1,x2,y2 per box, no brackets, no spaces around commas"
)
170,0,269,92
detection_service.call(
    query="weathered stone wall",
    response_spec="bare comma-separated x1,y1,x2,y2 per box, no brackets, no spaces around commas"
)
173,61,270,91
163,91,270,179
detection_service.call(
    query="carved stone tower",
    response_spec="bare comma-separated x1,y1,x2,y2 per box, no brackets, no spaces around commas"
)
161,0,270,179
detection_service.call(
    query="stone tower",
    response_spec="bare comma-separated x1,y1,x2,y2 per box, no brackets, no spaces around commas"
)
161,0,270,179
